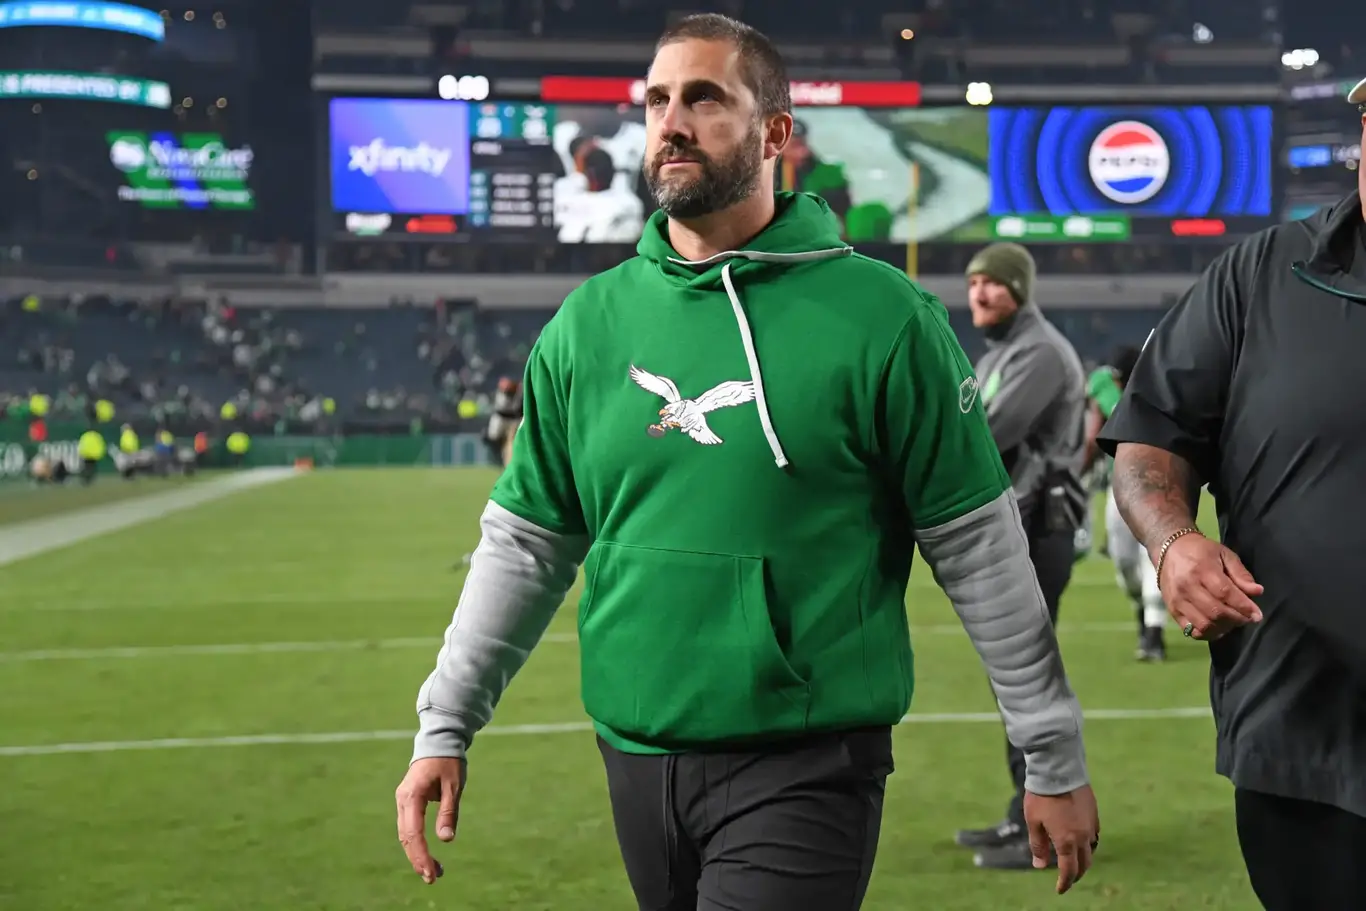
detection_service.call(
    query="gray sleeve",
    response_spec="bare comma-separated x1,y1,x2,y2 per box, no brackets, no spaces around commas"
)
914,491,1088,795
985,344,1067,453
412,500,588,764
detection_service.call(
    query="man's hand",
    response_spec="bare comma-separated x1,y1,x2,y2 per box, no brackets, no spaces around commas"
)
1024,785,1100,894
1154,533,1263,640
396,757,466,884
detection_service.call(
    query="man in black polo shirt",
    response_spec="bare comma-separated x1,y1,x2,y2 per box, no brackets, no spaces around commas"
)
1096,79,1366,909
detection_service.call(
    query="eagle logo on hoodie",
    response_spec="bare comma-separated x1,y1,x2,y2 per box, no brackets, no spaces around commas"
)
628,365,756,445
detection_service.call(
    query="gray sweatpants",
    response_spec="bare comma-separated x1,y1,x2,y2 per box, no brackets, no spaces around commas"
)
598,727,893,911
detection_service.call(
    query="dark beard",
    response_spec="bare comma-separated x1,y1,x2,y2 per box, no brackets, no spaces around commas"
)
644,122,763,219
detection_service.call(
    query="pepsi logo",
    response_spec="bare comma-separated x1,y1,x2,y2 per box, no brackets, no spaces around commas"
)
1088,120,1170,205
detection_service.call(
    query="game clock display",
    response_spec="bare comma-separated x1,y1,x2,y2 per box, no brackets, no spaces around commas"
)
988,105,1275,239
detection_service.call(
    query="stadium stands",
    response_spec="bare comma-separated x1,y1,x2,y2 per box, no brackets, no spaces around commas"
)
2,289,1165,435
2,1,1359,907
0,0,1303,443
0,292,561,433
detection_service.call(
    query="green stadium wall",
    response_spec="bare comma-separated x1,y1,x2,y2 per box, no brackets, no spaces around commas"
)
0,423,496,478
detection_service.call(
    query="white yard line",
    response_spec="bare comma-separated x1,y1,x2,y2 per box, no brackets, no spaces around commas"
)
0,468,299,568
0,636,450,662
0,707,1212,758
8,578,1126,613
0,633,569,662
0,623,1143,663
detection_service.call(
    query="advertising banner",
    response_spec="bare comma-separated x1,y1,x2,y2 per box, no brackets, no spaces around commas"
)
989,106,1274,225
538,76,921,107
990,214,1131,242
0,70,170,107
0,0,163,40
107,131,255,210
329,98,473,215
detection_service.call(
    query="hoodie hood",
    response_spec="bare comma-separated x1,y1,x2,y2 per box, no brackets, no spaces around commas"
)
636,191,852,290
632,192,852,470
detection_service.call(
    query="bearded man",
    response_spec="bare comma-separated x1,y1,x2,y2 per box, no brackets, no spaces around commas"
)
394,13,1100,909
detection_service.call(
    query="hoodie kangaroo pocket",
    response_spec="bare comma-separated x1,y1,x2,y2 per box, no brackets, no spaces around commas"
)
577,541,811,745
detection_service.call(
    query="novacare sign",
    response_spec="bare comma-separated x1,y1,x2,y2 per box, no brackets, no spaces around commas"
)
107,131,255,210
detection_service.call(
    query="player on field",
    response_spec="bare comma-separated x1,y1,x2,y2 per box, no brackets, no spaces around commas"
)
1085,346,1165,661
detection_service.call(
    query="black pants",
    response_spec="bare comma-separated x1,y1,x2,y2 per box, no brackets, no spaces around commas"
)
1003,526,1075,826
1236,788,1366,909
598,727,893,911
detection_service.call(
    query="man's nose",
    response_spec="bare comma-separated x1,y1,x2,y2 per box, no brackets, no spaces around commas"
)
656,103,694,144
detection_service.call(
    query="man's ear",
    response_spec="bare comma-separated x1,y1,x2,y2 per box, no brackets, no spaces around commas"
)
763,112,793,162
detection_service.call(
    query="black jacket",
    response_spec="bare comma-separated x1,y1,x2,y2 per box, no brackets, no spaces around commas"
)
1099,192,1366,818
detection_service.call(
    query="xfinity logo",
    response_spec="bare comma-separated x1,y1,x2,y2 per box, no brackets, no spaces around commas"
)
347,139,452,177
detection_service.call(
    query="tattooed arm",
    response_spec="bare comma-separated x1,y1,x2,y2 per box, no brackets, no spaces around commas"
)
1100,252,1245,556
1111,443,1202,555
1095,243,1267,637
1110,441,1263,639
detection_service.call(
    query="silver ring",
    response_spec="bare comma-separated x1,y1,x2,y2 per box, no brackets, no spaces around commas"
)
1182,622,1195,638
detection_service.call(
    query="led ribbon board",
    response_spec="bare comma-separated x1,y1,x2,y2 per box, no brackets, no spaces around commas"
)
0,70,171,107
0,1,165,40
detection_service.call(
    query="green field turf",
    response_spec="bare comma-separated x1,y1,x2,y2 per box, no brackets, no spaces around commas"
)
0,469,1253,910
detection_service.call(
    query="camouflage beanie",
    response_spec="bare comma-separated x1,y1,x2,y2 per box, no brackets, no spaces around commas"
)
965,242,1036,305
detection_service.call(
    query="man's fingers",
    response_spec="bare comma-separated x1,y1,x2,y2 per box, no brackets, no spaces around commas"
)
1170,590,1229,639
1027,818,1052,870
1171,576,1258,638
396,793,438,883
1074,840,1093,886
1176,607,1241,641
1054,838,1079,894
1214,587,1262,622
1191,562,1262,621
1166,549,1263,629
1220,549,1265,597
436,774,459,842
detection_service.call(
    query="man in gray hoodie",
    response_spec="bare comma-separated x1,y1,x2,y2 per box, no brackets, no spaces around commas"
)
954,242,1089,871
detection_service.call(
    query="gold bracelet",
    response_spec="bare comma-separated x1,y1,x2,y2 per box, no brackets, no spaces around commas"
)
1154,526,1201,592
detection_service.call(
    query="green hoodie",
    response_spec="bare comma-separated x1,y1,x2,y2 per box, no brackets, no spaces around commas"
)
492,192,1010,754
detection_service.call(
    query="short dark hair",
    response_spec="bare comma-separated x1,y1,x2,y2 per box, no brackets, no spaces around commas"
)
653,13,790,118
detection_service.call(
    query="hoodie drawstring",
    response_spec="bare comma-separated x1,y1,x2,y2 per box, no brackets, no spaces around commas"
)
721,261,789,468
665,246,852,471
